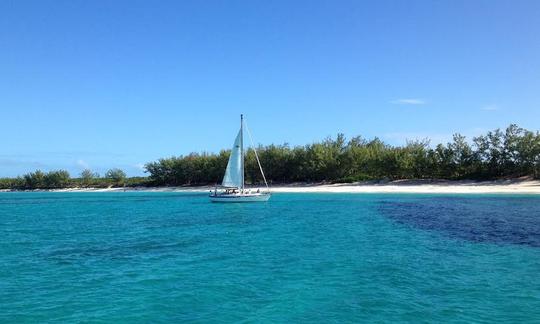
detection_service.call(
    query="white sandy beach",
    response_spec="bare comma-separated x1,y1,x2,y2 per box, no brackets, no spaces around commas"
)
269,179,540,194
4,179,539,194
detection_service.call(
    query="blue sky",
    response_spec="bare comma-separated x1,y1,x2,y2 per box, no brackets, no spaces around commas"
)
1,0,539,177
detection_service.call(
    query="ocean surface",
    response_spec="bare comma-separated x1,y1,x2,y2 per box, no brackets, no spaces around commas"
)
1,192,540,323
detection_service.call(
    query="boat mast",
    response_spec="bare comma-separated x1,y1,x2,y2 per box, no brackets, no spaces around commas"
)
240,114,244,191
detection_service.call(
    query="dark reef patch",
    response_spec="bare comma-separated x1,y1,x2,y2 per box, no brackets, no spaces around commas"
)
378,196,540,247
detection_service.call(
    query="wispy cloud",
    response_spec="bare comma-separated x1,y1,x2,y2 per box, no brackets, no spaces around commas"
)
390,98,426,105
76,159,89,169
0,159,49,177
134,163,145,171
481,104,499,111
0,158,46,168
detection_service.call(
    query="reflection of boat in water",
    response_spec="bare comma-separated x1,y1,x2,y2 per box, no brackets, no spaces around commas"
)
210,115,271,203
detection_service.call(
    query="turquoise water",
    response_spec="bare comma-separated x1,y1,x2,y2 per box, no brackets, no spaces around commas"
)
1,192,540,323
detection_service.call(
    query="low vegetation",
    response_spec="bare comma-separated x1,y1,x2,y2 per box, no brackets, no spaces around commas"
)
1,124,539,190
145,124,540,185
0,169,148,190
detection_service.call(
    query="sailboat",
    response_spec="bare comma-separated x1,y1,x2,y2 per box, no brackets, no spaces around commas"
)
210,114,271,203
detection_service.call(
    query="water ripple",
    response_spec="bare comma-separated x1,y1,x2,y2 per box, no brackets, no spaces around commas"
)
1,192,540,322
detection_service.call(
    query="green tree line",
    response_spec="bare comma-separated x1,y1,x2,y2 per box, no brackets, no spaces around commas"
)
0,168,148,190
145,124,540,186
2,124,539,190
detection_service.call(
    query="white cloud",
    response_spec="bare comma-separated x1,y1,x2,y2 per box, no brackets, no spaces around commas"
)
481,104,499,111
76,159,89,169
390,98,426,105
134,163,145,171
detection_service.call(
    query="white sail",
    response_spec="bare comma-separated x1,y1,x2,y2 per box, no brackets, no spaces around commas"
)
222,129,243,187
210,115,271,203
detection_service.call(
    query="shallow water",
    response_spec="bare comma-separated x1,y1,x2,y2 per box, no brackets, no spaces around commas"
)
1,192,539,322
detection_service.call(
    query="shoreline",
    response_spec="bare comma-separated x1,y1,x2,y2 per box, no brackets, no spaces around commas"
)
2,179,540,194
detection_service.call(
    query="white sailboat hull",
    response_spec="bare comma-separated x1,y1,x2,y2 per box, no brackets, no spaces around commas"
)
210,115,270,203
209,192,271,203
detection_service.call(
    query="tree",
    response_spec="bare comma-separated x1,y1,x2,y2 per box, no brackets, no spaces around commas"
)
23,170,45,189
142,124,540,185
487,129,505,177
44,170,71,189
105,168,126,186
0,177,24,190
515,130,540,177
449,134,476,179
80,169,99,187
